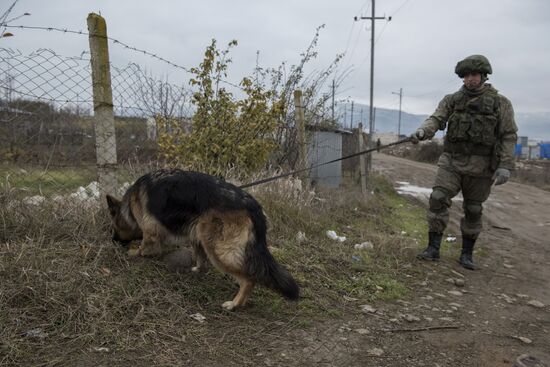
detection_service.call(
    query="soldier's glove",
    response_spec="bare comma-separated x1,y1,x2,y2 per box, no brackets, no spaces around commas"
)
409,128,426,144
492,168,511,186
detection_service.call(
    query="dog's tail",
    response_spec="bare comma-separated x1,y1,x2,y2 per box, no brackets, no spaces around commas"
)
245,210,299,301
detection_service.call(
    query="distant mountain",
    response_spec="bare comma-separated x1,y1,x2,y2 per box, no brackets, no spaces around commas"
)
338,103,550,142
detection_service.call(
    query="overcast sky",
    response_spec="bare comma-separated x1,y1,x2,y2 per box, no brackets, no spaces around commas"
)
2,0,549,116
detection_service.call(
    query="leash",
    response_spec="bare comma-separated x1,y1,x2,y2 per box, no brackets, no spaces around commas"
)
239,137,412,189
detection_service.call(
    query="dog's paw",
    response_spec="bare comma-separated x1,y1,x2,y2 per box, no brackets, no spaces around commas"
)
222,301,236,311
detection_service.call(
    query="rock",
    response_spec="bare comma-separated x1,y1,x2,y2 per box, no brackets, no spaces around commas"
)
514,336,533,344
402,314,420,322
448,290,463,296
503,263,514,269
527,300,545,308
338,325,352,333
367,348,384,357
513,354,548,367
499,293,517,304
360,304,377,314
454,279,465,287
355,328,370,335
439,317,455,322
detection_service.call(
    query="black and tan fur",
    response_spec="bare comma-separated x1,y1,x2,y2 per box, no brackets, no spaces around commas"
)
106,169,299,310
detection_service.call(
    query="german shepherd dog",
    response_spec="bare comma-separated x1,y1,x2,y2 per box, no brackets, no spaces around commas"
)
106,169,299,310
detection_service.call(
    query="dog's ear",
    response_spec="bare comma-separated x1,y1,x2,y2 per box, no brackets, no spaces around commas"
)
105,194,120,217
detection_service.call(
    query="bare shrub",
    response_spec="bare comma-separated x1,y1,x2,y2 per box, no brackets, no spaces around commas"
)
512,160,550,191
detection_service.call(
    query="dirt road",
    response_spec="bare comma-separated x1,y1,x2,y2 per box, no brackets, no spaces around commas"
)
370,153,550,366
265,153,550,367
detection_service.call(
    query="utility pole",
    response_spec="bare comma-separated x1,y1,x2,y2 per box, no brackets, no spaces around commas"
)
355,0,390,181
392,87,403,138
350,100,354,129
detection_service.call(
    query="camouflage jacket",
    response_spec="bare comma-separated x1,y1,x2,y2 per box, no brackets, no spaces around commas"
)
420,84,518,175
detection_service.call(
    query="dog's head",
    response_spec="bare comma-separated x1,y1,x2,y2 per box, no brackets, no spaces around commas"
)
106,194,142,246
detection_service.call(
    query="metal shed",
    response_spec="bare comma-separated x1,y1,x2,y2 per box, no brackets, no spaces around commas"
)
307,127,352,188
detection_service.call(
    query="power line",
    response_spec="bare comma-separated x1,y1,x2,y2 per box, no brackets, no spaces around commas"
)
354,0,389,177
392,0,413,17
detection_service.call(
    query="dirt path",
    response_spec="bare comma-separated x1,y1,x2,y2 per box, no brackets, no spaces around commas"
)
369,153,550,366
263,153,550,367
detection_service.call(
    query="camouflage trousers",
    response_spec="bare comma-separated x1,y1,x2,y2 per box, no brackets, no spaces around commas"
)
427,165,493,239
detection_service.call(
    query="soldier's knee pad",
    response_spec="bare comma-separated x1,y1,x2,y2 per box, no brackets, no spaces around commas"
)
429,188,450,213
464,201,482,222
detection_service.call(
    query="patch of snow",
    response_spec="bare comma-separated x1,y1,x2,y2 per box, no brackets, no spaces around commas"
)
395,182,463,202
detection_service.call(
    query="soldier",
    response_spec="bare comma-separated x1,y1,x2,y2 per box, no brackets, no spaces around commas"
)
411,55,518,270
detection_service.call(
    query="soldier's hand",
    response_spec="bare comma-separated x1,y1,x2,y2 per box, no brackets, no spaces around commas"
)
409,128,426,144
492,168,511,186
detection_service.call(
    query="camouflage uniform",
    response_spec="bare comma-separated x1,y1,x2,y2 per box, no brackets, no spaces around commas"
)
414,55,518,269
420,83,518,237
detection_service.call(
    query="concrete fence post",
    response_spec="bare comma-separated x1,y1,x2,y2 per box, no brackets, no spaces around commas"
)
87,13,118,201
358,123,367,197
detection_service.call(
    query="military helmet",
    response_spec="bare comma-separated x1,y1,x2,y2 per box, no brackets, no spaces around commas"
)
455,55,492,78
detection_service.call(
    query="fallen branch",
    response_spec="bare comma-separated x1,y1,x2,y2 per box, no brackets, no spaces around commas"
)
382,324,460,333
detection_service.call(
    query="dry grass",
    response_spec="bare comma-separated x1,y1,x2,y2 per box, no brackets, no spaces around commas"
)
0,172,425,366
512,160,550,191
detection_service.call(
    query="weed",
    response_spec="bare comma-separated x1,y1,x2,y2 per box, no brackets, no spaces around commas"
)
0,171,420,365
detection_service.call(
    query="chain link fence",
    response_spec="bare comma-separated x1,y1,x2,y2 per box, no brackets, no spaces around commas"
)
0,16,369,207
0,42,193,203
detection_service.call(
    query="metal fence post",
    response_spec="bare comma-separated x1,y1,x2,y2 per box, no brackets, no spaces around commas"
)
87,13,117,201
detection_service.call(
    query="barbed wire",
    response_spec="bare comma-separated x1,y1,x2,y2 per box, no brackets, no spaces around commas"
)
2,24,245,91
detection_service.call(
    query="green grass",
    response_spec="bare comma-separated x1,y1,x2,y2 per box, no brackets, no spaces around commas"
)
0,164,146,199
0,164,97,197
0,170,423,366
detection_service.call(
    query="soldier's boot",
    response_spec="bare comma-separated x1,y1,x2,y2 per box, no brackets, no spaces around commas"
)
416,232,443,261
459,236,476,270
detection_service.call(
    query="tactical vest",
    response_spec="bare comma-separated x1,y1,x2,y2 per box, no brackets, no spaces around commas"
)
444,88,500,156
